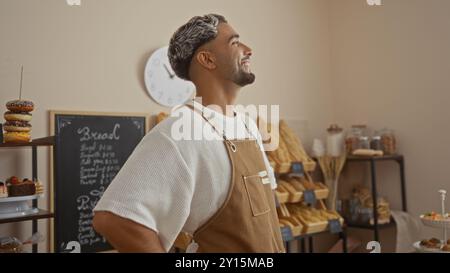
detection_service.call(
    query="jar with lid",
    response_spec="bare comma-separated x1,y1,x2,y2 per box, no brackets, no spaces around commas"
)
326,124,344,156
359,136,370,149
370,131,383,151
345,126,362,154
381,128,396,155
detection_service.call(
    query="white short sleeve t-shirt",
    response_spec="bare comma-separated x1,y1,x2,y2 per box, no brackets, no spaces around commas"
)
94,101,277,251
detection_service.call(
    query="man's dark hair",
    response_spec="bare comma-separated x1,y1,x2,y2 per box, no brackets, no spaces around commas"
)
168,14,227,81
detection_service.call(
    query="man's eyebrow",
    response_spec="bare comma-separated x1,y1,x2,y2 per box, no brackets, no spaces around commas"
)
228,34,240,43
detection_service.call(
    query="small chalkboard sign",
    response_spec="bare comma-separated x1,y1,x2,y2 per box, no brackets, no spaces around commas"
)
303,189,317,206
290,162,304,176
280,226,293,242
328,219,343,234
0,124,3,143
50,111,150,253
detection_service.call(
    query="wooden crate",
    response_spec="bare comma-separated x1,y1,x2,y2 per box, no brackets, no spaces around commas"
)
275,162,292,174
314,183,329,200
278,181,303,203
275,184,289,203
280,217,303,237
303,161,317,172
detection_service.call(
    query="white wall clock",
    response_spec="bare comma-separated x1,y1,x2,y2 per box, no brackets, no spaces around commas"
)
144,46,196,107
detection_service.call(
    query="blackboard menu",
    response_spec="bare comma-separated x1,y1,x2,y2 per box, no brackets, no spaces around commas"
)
53,112,148,253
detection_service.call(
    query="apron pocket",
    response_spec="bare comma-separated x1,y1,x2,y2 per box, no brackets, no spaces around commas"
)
243,175,270,216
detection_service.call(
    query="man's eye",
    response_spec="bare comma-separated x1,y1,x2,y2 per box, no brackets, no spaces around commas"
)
232,40,240,45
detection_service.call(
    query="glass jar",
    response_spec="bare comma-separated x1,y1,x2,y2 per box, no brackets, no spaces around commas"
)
381,128,396,155
359,136,370,149
370,132,383,151
345,127,361,154
326,124,344,156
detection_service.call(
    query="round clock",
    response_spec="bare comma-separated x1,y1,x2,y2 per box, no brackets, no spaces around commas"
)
144,46,196,107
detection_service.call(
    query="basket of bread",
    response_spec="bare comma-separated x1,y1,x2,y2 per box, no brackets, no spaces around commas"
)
265,120,316,174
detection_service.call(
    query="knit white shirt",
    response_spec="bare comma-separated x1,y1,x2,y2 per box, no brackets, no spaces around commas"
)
94,101,277,251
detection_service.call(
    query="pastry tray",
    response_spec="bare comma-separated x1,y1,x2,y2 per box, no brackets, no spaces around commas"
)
413,241,450,253
0,194,43,203
420,215,450,229
0,194,43,220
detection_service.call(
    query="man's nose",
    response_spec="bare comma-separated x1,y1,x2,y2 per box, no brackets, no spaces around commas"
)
241,43,252,56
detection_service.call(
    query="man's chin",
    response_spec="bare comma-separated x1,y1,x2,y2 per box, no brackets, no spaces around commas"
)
235,72,256,87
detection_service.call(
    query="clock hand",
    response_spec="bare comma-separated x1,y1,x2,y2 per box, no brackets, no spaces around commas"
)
163,63,175,79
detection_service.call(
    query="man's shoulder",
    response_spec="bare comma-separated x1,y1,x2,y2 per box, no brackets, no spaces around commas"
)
142,107,205,147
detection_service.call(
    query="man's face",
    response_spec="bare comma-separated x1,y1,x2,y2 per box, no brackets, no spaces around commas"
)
208,23,255,87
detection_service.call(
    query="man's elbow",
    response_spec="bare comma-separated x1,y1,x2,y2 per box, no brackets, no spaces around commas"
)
92,211,111,236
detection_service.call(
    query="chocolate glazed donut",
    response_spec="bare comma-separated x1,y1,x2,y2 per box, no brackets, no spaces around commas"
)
6,100,34,112
3,120,32,132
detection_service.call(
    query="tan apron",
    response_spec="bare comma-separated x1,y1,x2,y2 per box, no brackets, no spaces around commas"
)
186,105,285,253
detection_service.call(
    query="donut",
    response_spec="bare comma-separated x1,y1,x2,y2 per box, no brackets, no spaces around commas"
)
3,131,31,143
3,120,32,132
6,100,34,112
4,111,32,122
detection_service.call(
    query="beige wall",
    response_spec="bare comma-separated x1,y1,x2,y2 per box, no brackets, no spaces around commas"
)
0,0,333,252
330,0,450,247
3,0,447,253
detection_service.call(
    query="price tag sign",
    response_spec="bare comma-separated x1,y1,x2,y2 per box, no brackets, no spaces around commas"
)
303,189,317,206
329,219,343,234
290,162,304,176
280,226,293,242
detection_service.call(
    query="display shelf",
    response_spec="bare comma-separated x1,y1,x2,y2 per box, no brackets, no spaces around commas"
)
344,155,407,243
0,209,54,224
347,154,404,162
282,225,348,253
0,136,54,148
346,218,395,230
0,136,55,253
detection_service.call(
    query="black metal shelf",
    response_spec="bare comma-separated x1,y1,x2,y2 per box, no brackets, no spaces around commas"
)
0,136,54,148
347,154,404,162
290,227,348,253
0,209,54,224
346,218,395,230
0,136,55,253
345,154,407,243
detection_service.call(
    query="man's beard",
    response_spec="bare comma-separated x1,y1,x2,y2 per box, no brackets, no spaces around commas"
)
232,68,255,87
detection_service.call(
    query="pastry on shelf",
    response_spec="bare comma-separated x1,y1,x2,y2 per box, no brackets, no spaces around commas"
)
278,179,302,203
34,180,44,195
3,100,34,143
0,237,22,253
0,181,8,198
343,185,391,225
275,183,289,204
422,211,449,221
419,238,442,249
442,244,450,252
284,201,344,235
279,120,316,172
6,176,36,197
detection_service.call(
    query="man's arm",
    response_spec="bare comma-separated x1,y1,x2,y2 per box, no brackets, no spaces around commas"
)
93,211,165,253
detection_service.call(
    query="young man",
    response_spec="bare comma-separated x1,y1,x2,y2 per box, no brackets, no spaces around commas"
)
93,14,284,253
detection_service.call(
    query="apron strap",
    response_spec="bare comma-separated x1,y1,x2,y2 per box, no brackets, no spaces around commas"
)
185,102,257,153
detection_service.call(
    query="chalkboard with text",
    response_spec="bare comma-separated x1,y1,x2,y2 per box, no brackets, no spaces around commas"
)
51,111,149,253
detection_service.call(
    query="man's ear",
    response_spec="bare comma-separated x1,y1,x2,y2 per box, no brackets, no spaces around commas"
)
195,51,217,70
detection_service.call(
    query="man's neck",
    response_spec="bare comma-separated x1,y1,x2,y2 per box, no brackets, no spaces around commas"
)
195,83,239,117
